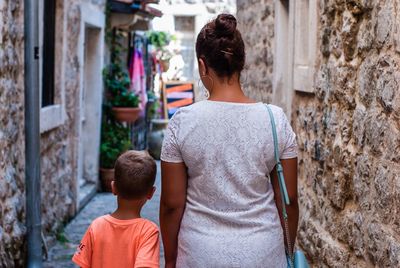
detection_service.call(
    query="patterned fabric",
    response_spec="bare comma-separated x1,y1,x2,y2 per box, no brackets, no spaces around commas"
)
161,100,297,268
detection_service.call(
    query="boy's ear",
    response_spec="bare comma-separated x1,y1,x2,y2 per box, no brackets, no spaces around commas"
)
146,186,156,200
111,181,118,196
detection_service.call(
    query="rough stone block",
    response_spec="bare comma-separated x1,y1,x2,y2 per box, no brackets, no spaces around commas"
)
298,220,351,267
352,105,366,147
341,10,359,60
367,222,400,267
354,154,375,210
357,17,375,51
327,171,352,210
375,56,400,114
373,164,396,223
358,57,377,105
375,2,394,47
364,111,387,155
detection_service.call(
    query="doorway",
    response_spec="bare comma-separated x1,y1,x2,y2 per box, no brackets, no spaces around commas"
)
77,24,104,209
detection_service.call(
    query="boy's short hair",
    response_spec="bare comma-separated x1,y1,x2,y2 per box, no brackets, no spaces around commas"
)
114,150,156,200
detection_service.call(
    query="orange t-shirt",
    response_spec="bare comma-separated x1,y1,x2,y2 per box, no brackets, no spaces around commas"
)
72,215,159,268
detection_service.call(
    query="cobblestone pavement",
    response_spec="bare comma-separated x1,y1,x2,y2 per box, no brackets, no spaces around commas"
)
44,162,164,267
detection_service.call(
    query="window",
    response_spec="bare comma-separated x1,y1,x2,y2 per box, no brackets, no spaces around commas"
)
174,16,195,32
292,0,318,93
42,0,56,107
273,0,291,113
273,0,318,114
173,16,195,80
39,0,66,133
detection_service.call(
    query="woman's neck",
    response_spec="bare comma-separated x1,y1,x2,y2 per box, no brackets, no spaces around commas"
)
208,74,255,103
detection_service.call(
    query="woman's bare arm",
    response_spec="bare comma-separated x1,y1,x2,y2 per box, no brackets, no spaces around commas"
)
270,157,299,253
160,161,188,268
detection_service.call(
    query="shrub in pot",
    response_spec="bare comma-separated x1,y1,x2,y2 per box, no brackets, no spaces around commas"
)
111,90,141,123
99,122,131,191
103,63,141,123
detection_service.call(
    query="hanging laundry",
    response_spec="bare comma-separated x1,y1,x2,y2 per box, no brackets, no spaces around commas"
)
129,49,147,110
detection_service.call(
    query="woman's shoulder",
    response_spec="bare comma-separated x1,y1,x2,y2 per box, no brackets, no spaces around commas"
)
265,103,285,114
169,101,208,122
265,104,288,121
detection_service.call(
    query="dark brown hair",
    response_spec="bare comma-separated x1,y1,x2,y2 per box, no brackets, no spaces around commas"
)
114,150,156,200
196,14,245,78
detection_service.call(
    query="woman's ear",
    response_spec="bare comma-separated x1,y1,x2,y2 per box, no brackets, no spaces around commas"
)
198,58,207,76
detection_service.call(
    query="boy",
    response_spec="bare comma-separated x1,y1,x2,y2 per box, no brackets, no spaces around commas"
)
72,150,159,268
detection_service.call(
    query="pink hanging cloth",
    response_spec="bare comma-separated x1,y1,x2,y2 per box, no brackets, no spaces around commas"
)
129,50,147,111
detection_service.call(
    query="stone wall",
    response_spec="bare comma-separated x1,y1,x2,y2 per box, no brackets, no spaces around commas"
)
0,0,105,266
296,1,400,266
237,0,274,103
237,0,400,267
0,1,26,267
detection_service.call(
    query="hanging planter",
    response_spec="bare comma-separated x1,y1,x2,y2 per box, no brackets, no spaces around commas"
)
112,107,141,123
104,65,142,123
111,90,141,123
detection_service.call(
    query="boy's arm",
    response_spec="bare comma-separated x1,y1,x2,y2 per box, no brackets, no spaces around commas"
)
72,226,93,268
134,226,160,268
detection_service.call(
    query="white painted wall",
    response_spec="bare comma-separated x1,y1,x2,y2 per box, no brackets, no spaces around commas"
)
76,2,105,207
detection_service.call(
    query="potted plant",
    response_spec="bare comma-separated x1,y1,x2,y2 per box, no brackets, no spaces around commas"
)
103,63,141,123
99,122,131,191
111,90,141,123
147,31,173,71
147,31,171,50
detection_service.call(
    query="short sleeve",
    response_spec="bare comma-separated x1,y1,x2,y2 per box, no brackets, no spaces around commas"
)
160,113,183,163
72,226,93,268
135,224,160,268
279,110,298,159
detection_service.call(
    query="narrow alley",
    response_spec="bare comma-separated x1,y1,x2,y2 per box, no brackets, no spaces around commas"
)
1,0,400,267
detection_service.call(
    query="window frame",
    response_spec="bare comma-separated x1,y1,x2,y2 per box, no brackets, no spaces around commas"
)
39,0,67,133
292,0,318,93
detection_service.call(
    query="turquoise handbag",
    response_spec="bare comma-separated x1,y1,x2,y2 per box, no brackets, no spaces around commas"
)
266,105,310,268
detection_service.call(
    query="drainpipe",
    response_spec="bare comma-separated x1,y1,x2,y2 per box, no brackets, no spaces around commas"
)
24,0,43,267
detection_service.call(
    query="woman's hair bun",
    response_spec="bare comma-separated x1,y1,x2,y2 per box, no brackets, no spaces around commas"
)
215,14,237,37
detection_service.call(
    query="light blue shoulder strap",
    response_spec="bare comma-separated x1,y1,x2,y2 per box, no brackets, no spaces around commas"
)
265,105,290,210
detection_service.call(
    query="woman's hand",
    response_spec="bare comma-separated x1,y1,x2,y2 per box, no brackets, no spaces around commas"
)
160,161,188,267
165,261,176,268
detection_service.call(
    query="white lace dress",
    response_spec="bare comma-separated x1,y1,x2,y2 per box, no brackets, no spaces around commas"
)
161,100,297,268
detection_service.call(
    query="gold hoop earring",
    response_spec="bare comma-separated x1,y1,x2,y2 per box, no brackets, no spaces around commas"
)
197,79,210,99
201,75,214,95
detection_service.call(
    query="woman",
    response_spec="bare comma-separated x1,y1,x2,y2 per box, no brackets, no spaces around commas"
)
160,14,299,268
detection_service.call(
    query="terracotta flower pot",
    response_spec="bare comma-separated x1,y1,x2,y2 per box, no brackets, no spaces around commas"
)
112,107,141,123
160,59,170,72
100,168,114,192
